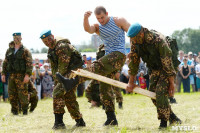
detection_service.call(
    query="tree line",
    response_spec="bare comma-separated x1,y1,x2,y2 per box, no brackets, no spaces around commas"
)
30,27,200,53
172,27,200,53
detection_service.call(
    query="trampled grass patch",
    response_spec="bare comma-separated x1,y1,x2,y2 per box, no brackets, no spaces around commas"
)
0,92,200,133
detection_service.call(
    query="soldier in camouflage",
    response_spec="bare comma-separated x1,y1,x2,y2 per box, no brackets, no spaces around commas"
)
1,33,33,115
40,30,85,129
56,6,130,126
126,23,182,129
85,44,123,109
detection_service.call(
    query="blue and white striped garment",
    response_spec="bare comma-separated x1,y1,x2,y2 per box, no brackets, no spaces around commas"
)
99,17,125,55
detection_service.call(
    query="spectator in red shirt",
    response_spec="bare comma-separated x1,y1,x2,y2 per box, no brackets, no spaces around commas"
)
138,71,146,89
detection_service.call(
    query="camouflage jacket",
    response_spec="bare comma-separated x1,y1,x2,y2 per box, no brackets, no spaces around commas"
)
128,28,176,77
2,43,33,76
47,37,83,78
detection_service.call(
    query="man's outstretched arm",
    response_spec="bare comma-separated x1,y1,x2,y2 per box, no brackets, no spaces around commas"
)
83,11,99,34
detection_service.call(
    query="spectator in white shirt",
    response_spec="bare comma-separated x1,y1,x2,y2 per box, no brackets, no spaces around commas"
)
195,56,200,91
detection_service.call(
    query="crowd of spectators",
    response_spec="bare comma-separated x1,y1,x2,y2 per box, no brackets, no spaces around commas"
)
176,51,200,93
0,51,200,102
31,59,53,100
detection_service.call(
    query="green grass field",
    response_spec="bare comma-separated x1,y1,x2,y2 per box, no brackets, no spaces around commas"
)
0,92,200,133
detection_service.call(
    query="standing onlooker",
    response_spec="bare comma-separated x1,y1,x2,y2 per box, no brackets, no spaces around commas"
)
180,58,191,92
0,67,3,102
33,64,42,100
0,66,9,102
0,60,3,102
34,58,43,67
176,50,184,92
188,52,196,92
195,56,200,92
144,68,150,90
193,54,198,91
138,71,146,89
120,59,130,94
83,54,87,66
136,58,147,85
3,73,9,102
41,63,53,98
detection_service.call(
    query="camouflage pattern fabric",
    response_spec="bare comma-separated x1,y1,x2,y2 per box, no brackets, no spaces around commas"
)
8,73,29,112
85,80,101,105
2,44,33,76
85,45,123,110
128,27,176,121
28,81,38,111
79,51,126,112
149,70,174,121
48,37,83,119
113,86,123,103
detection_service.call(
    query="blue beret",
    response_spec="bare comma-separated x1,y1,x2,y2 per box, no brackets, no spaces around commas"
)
127,23,142,38
87,57,92,61
40,30,51,39
13,32,21,36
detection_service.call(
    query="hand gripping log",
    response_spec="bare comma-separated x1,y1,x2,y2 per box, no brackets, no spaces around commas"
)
72,69,156,99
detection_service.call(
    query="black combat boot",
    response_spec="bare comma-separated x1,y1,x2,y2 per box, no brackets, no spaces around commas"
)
169,97,177,104
169,113,182,125
118,102,123,109
159,119,167,129
56,72,79,92
75,118,86,127
29,107,35,113
23,110,28,115
52,113,66,130
103,112,118,126
11,110,18,115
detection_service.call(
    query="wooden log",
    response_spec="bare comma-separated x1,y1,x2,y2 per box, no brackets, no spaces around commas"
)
72,69,156,99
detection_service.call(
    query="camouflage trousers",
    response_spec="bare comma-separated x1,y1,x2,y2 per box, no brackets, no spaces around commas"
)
113,71,123,103
8,73,29,112
28,81,38,111
80,51,126,112
85,81,123,105
149,70,174,121
113,86,123,103
53,77,82,119
85,80,101,105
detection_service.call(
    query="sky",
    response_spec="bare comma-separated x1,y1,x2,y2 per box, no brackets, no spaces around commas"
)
0,0,200,58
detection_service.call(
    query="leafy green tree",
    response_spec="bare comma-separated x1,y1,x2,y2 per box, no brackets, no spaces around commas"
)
76,41,97,52
172,27,200,54
41,47,48,53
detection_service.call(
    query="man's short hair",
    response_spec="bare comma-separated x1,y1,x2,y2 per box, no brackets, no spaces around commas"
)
179,50,184,54
94,6,107,15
